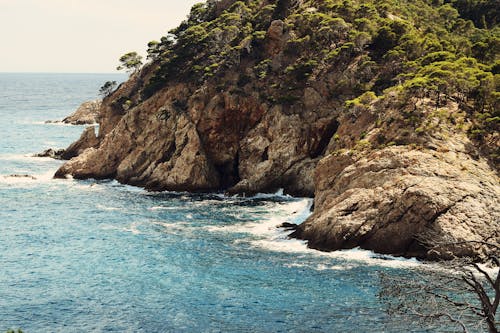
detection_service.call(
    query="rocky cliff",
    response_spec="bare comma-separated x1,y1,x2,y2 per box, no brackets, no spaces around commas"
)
56,0,499,260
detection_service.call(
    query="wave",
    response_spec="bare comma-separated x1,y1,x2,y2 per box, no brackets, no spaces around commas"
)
204,197,423,269
212,188,294,201
96,204,121,211
0,153,42,161
106,220,198,236
205,198,311,234
0,152,65,164
148,206,178,211
0,169,56,185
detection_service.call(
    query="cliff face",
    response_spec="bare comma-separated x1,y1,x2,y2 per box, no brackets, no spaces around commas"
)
56,78,330,196
56,0,499,260
295,144,499,259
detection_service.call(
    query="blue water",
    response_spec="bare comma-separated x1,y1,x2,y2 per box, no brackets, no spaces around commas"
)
0,73,460,332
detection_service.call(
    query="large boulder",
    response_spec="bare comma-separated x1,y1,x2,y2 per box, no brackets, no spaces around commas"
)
293,144,500,260
62,100,101,125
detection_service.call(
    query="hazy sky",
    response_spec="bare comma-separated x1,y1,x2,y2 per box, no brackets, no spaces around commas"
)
0,0,201,73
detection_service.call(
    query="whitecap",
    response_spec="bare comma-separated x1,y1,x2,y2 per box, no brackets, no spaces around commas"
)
96,204,120,211
0,169,58,185
205,198,312,236
122,222,142,235
205,197,423,269
213,188,292,200
148,206,178,211
0,153,40,161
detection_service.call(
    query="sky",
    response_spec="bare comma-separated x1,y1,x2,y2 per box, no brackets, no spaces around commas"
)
0,0,201,73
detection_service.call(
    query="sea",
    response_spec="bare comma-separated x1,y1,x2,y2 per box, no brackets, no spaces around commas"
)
0,73,466,332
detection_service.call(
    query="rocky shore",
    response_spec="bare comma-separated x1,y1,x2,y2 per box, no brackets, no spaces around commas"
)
55,78,499,260
37,101,101,160
54,0,499,260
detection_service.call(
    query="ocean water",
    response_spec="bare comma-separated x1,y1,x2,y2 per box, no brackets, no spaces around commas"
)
0,73,462,332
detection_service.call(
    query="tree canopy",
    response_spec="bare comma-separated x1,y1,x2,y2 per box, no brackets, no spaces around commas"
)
116,52,143,74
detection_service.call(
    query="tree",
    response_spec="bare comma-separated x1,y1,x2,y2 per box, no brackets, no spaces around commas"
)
380,235,499,333
98,80,117,97
116,52,143,74
146,41,161,60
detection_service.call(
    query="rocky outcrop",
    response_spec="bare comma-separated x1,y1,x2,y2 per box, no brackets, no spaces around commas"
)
34,148,66,160
62,100,101,125
55,83,334,195
4,174,37,180
34,126,98,161
56,82,499,260
292,142,499,260
60,126,99,161
54,0,499,261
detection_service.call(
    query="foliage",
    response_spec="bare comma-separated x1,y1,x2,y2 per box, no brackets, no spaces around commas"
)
445,0,499,28
131,0,498,159
99,80,117,97
285,59,318,81
116,52,143,74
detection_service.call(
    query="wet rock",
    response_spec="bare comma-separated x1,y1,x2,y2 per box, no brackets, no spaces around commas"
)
5,174,37,180
34,148,66,160
278,222,298,231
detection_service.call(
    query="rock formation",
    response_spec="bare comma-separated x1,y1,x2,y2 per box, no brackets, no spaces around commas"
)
293,144,499,259
34,148,66,160
4,174,37,180
62,100,101,125
35,126,99,161
55,0,499,260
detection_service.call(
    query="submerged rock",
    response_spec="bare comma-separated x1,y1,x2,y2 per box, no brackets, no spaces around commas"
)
4,174,37,180
278,222,298,231
34,148,66,160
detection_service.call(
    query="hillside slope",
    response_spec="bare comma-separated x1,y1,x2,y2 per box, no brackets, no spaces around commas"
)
56,0,499,260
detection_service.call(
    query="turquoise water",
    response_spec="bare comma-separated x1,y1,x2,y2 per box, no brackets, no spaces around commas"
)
0,73,455,332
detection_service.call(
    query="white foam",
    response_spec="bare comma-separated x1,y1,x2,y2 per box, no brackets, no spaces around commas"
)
122,222,142,235
148,206,178,211
70,181,107,192
0,169,58,185
0,153,67,165
205,199,311,235
205,197,423,269
284,263,355,271
0,153,39,161
213,188,291,200
96,204,120,211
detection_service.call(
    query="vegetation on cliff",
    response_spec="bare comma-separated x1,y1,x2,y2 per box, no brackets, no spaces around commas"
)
134,0,498,164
